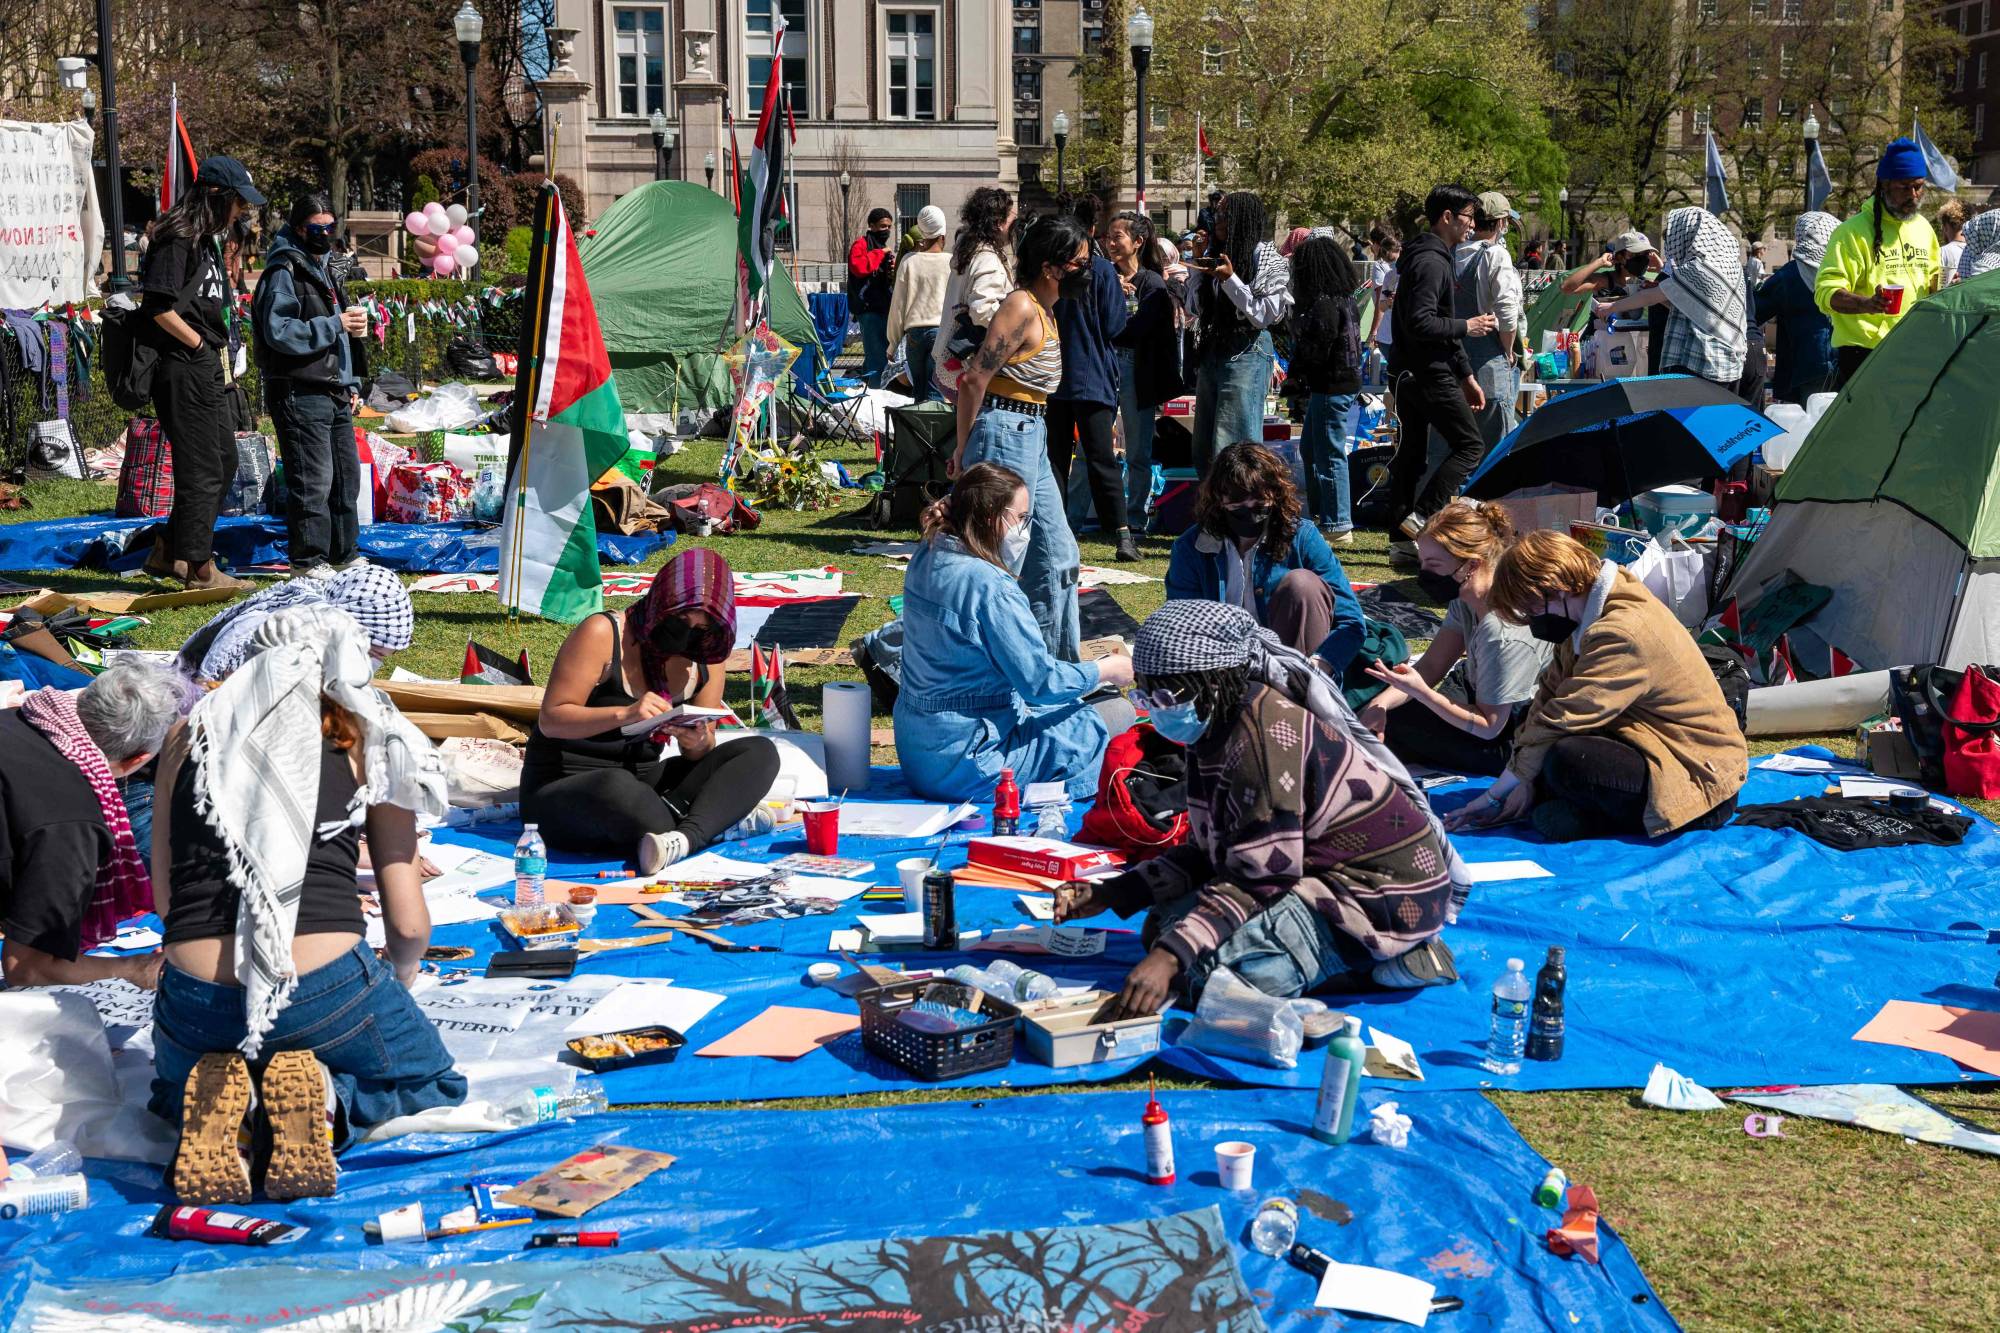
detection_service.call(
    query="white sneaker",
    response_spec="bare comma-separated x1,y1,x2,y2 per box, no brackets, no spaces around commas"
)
718,805,778,842
297,563,338,582
638,829,690,875
1397,511,1427,540
339,556,371,572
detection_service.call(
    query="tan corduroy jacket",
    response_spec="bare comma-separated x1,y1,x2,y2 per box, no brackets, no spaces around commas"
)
1507,568,1747,836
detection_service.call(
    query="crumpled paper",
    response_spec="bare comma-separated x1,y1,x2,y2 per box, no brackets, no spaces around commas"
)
1369,1100,1413,1148
1546,1183,1602,1263
1641,1061,1725,1111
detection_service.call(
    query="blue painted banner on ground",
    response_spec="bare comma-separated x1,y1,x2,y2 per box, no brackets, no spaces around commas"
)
0,1090,1677,1333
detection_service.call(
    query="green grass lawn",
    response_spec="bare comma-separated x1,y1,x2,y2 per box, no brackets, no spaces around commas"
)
7,441,1999,1331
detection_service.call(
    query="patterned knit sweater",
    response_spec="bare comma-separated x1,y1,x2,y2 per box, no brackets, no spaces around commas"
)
1105,684,1451,970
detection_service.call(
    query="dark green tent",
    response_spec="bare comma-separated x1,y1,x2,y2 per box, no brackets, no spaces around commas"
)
580,181,819,415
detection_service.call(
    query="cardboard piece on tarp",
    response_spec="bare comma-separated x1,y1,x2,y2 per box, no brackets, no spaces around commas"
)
379,678,544,723
0,622,83,673
18,586,238,617
500,1143,677,1218
402,711,528,744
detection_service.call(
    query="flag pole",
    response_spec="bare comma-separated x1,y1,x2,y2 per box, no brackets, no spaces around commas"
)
501,185,559,622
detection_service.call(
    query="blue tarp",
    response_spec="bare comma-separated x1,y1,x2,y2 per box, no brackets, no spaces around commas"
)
0,514,671,575
0,1089,1677,1332
0,642,91,690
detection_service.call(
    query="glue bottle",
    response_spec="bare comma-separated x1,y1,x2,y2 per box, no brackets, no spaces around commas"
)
992,769,1021,837
1141,1076,1175,1185
1311,1016,1367,1145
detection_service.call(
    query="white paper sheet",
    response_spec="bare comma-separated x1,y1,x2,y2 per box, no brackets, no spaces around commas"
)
970,926,1106,957
832,801,977,838
1018,895,1056,921
1838,775,1923,799
781,874,872,902
1757,753,1858,774
1463,859,1555,883
863,912,926,944
827,928,865,952
563,981,727,1037
1366,1025,1425,1081
1314,1260,1436,1326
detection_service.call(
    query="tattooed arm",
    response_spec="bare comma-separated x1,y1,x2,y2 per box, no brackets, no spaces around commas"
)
951,290,1036,473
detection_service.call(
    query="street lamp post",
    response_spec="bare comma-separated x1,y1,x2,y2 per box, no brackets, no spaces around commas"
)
454,1,483,281
1128,8,1154,210
649,108,676,181
839,170,852,251
1802,111,1821,210
80,0,129,290
1557,185,1570,247
1053,110,1070,198
704,151,717,190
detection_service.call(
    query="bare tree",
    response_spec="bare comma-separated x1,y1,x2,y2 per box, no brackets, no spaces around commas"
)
820,133,866,264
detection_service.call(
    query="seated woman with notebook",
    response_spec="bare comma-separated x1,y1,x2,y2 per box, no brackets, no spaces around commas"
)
522,547,779,873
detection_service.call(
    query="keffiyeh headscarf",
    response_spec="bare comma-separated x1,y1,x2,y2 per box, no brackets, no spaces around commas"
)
632,547,736,695
328,564,414,656
1959,210,2000,281
1660,207,1749,347
184,604,446,1057
18,688,158,950
187,564,414,680
1792,212,1838,284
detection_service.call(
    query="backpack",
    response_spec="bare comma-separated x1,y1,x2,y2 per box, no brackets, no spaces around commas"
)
1702,643,1752,732
1076,723,1190,859
100,292,158,411
653,482,762,535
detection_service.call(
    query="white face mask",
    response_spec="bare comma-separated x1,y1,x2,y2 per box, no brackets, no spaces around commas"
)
1001,519,1031,574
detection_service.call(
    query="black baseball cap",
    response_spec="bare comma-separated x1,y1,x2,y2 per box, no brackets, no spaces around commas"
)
195,155,266,207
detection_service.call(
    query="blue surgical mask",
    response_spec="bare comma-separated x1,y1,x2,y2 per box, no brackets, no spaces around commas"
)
1001,520,1031,575
1150,699,1209,745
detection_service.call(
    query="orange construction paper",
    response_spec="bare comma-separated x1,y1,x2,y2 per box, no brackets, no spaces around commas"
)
1853,999,2000,1077
547,878,688,907
694,1006,860,1060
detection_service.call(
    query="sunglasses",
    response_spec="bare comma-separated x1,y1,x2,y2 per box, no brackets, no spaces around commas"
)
1136,685,1194,711
304,221,339,238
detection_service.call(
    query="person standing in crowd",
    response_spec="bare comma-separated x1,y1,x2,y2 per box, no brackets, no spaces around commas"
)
1456,192,1525,449
1053,600,1460,1016
847,206,899,387
895,463,1135,802
1564,231,1657,379
1105,211,1176,537
1592,208,1747,391
253,192,368,579
1815,137,1941,386
932,187,1016,401
949,214,1091,660
0,662,188,989
139,156,264,592
1165,442,1367,672
1366,228,1401,423
1362,501,1550,776
1047,195,1136,562
1522,239,1545,269
1447,531,1747,844
522,548,781,874
149,606,463,1204
1187,191,1291,475
1743,240,1768,285
1284,236,1364,543
1959,208,2000,281
1385,185,1495,558
1937,198,1969,283
1755,212,1839,405
886,204,952,405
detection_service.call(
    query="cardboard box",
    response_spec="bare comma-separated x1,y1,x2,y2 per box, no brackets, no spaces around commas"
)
1018,992,1162,1068
1750,463,1783,509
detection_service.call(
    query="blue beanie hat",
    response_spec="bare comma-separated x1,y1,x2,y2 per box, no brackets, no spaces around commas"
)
1878,137,1927,183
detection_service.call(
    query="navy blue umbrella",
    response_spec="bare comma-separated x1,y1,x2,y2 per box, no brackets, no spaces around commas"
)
1465,374,1782,504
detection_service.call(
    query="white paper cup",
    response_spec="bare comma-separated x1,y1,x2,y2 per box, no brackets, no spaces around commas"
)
897,857,931,911
806,962,841,986
1215,1140,1256,1191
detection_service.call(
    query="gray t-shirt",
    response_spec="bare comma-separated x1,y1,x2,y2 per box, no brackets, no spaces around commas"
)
1440,598,1551,711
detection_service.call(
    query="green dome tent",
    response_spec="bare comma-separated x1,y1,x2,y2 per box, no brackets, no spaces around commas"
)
579,180,819,416
1726,272,2000,670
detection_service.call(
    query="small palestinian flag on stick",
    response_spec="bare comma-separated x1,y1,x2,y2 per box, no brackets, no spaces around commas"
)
462,640,533,686
751,642,800,730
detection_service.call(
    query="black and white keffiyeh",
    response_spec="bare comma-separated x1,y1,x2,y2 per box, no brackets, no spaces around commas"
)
1660,207,1749,346
184,604,446,1057
1792,212,1838,283
1960,210,2000,281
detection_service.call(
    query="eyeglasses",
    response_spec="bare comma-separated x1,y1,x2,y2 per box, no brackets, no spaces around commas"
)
1136,685,1194,711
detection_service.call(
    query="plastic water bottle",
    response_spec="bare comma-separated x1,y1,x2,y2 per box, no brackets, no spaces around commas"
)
1249,1198,1299,1256
513,824,547,912
946,964,1010,1001
0,1174,88,1220
1013,968,1059,1002
498,1079,607,1128
9,1140,81,1180
1484,958,1533,1075
1033,798,1068,839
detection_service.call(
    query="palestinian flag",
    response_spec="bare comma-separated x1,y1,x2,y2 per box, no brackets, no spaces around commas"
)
160,87,197,212
741,17,788,304
499,184,629,623
752,642,800,729
1197,116,1213,158
1700,597,1753,663
462,639,532,686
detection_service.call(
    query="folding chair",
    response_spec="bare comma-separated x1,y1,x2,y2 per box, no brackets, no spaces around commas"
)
787,355,872,442
865,401,956,530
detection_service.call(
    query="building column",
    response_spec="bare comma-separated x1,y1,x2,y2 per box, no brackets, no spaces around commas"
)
537,27,594,206
677,29,728,195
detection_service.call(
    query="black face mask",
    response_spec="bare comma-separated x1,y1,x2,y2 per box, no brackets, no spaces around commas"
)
301,231,334,257
651,617,695,657
1528,612,1579,644
1059,266,1092,299
1623,255,1650,277
1223,504,1270,542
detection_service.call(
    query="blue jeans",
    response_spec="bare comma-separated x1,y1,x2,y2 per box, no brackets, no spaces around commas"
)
904,326,939,403
1144,889,1373,999
121,774,155,871
1301,392,1357,534
1118,347,1158,531
1191,329,1274,476
858,312,890,388
961,404,1081,660
150,943,465,1150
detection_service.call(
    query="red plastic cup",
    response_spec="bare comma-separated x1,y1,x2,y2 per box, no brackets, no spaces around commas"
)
1880,284,1906,314
801,800,840,855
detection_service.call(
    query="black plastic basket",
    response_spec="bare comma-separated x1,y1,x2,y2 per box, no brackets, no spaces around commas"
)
857,979,1021,1082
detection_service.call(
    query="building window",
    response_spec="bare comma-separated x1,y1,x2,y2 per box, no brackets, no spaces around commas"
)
1018,117,1042,146
747,0,809,117
1698,0,1717,18
1149,153,1169,178
884,11,937,120
613,6,667,117
894,184,931,233
1235,101,1252,128
1692,105,1712,135
1749,0,1767,14
1779,41,1796,76
1957,56,1967,91
1781,0,1801,16
1014,20,1040,52
1747,48,1765,78
1833,0,1855,17
1743,98,1764,128
1013,67,1041,101
1986,0,1992,30
1151,103,1169,130
1202,43,1224,74
1978,102,1987,144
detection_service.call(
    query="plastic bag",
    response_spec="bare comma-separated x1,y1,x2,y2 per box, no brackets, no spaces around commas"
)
1631,533,1710,628
385,382,482,433
1179,967,1304,1069
383,461,471,524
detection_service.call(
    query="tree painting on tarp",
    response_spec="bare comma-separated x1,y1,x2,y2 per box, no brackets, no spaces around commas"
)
14,1209,1264,1333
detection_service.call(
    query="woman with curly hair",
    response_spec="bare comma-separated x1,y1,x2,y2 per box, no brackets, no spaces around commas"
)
933,186,1018,401
1163,442,1366,672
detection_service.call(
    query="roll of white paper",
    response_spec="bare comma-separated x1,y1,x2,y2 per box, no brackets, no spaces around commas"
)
1746,669,1891,737
821,681,874,792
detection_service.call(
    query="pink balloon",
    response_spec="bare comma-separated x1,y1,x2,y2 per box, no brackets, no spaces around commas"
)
453,225,476,247
433,232,459,255
404,212,428,236
432,251,458,275
424,201,446,216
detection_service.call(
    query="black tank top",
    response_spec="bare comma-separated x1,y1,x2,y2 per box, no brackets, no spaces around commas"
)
163,737,363,945
520,610,709,787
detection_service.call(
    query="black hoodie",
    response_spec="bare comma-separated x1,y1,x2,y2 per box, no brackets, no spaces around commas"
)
1389,231,1472,381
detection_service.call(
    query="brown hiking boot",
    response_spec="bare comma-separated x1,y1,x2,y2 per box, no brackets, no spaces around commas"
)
171,1052,254,1205
180,561,252,593
260,1050,339,1201
141,535,188,582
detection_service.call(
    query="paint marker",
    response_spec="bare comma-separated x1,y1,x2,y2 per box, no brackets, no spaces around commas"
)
527,1231,619,1248
1141,1074,1175,1186
430,1217,533,1240
152,1204,306,1246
